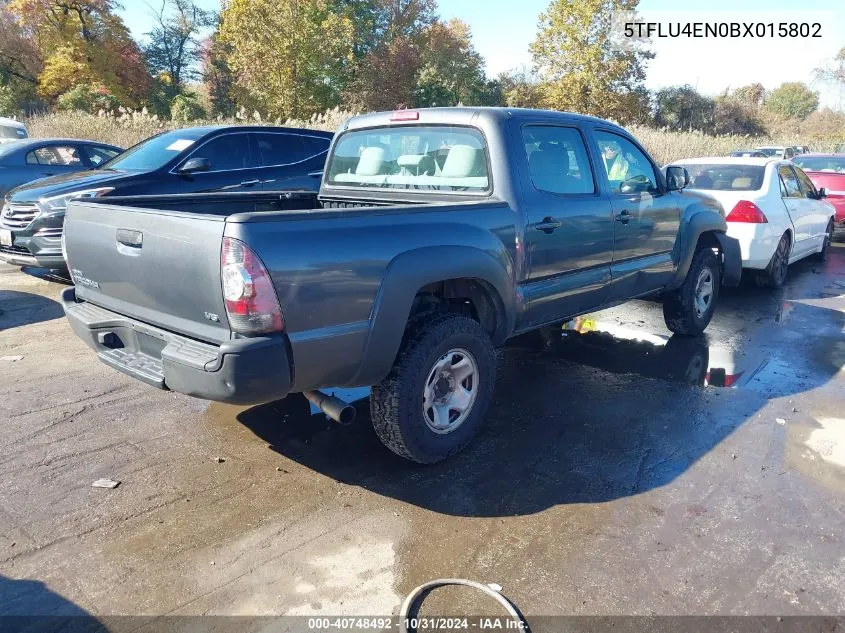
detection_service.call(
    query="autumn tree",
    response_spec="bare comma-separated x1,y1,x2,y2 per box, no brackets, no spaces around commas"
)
143,0,216,93
497,66,543,109
219,0,355,120
530,0,653,121
730,82,765,109
415,19,487,107
0,3,43,113
653,85,713,131
201,29,237,117
7,0,150,107
763,82,819,121
346,36,420,110
814,46,845,107
343,0,437,111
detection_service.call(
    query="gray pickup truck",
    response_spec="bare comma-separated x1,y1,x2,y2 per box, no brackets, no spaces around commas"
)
62,107,741,463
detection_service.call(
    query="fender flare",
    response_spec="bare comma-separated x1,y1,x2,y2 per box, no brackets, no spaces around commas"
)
667,207,737,290
349,246,515,387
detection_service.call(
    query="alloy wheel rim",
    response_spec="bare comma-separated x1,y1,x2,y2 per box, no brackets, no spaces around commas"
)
422,348,479,435
693,267,714,318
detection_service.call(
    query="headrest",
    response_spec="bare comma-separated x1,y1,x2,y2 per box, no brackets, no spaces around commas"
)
356,146,386,176
441,145,479,178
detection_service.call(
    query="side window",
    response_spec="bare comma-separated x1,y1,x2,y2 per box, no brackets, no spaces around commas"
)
779,166,803,198
28,145,83,167
793,167,817,198
255,133,320,166
594,131,658,194
84,145,120,167
300,136,330,157
521,125,595,195
187,134,251,171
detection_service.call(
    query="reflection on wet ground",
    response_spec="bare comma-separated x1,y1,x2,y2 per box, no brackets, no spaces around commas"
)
276,250,845,438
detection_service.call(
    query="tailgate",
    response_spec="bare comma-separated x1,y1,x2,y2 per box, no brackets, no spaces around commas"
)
64,200,231,343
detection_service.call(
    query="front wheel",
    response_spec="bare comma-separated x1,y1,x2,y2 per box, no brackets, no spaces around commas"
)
663,247,721,336
370,313,497,464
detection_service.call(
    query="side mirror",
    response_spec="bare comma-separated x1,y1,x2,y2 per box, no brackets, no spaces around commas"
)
178,157,210,174
817,187,827,199
665,166,690,191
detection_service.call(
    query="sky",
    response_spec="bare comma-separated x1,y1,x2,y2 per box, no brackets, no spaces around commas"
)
119,0,845,109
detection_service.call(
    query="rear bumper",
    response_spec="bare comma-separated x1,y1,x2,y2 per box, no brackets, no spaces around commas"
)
61,287,292,405
725,222,780,269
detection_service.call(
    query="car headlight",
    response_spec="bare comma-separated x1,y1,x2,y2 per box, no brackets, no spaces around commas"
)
39,187,114,213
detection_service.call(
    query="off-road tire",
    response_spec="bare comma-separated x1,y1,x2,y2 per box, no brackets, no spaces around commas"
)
755,233,790,288
370,313,496,464
663,247,721,336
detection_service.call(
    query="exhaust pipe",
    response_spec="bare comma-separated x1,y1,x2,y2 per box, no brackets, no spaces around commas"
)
303,390,356,425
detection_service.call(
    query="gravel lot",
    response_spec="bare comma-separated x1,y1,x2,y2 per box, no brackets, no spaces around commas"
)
1,246,844,622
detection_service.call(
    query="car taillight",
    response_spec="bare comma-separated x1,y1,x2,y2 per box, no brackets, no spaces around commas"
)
726,200,768,223
221,237,283,334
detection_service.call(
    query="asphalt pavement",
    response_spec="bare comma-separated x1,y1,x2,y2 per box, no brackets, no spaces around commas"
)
1,246,844,622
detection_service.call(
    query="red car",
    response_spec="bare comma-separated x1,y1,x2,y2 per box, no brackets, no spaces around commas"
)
791,153,845,234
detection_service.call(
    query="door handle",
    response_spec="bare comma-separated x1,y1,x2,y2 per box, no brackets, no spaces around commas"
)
535,217,562,234
615,210,632,224
240,179,259,186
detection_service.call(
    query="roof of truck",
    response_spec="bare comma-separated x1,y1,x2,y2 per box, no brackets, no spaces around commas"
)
342,107,628,134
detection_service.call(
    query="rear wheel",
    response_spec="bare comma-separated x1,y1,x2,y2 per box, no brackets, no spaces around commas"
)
755,233,790,288
663,247,720,336
370,313,496,464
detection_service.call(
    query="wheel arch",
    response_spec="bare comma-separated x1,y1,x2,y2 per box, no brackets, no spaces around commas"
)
350,246,515,387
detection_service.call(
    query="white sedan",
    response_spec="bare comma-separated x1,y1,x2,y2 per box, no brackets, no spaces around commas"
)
670,157,836,287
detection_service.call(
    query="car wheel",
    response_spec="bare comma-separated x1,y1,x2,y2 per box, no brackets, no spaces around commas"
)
370,313,496,464
663,247,721,336
662,334,710,385
755,233,790,288
814,220,834,261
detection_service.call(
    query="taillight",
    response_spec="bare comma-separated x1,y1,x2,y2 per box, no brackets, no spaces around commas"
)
726,200,768,223
221,237,283,334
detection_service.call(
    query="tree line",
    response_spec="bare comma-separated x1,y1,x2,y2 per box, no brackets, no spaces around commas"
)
1,0,843,136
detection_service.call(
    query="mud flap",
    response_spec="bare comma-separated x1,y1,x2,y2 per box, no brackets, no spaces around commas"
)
715,232,742,287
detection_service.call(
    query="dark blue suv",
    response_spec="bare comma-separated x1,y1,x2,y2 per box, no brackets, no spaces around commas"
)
0,125,333,269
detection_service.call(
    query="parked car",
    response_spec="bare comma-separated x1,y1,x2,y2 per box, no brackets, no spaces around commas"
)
792,153,845,236
0,125,333,269
61,107,742,463
0,138,122,198
0,117,27,143
669,157,835,287
754,145,796,159
730,150,767,158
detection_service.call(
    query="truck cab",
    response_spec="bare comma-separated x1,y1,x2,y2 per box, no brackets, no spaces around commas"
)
61,107,741,463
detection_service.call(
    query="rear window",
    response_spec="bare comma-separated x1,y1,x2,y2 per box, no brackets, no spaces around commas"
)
682,164,765,191
792,156,845,173
325,125,489,193
0,124,26,140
